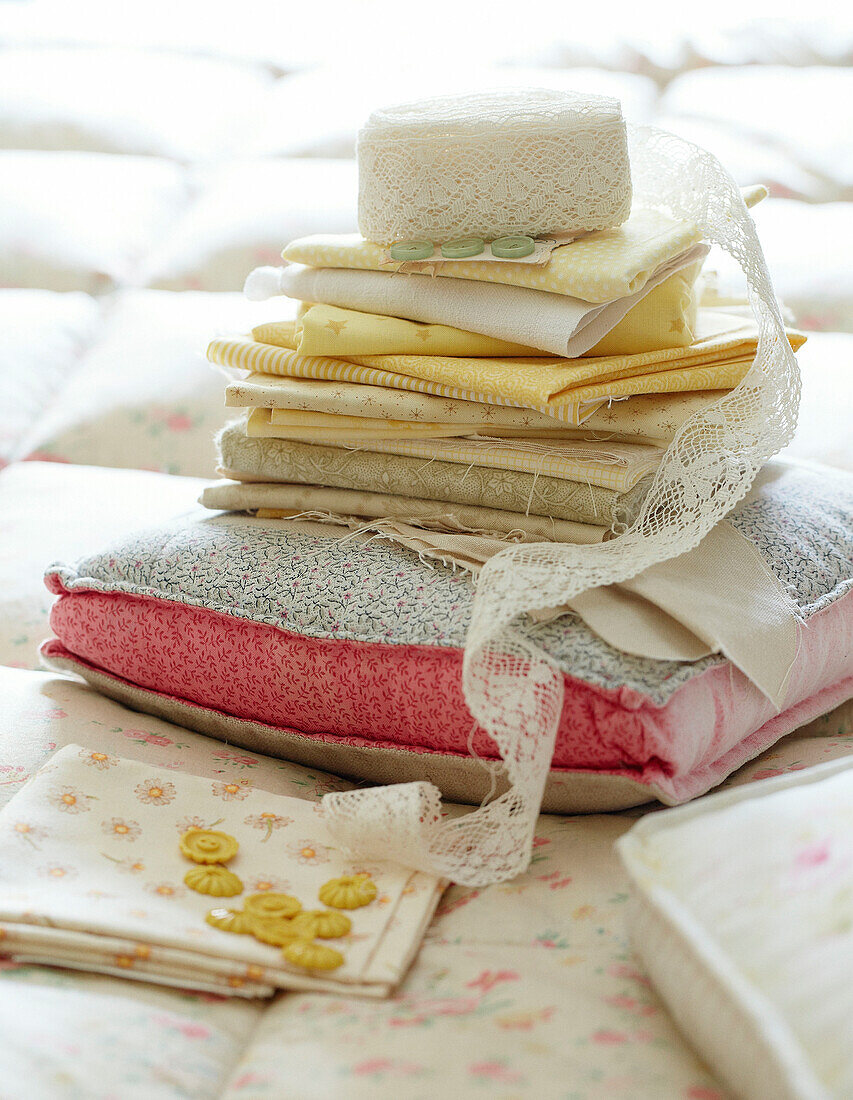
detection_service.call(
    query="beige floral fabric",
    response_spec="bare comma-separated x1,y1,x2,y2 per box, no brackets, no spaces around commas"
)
0,745,444,998
216,421,651,527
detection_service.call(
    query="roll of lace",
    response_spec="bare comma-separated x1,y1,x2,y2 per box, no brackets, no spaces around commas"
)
357,89,632,246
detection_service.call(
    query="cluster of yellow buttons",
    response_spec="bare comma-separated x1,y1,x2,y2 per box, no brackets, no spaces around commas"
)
180,829,376,973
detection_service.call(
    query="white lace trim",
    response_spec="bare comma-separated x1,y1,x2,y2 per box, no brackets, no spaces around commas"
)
357,89,632,245
323,125,801,887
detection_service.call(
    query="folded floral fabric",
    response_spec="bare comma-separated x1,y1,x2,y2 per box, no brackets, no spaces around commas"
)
244,410,662,492
226,373,729,446
0,745,444,999
217,421,651,528
209,310,803,425
200,480,608,545
277,244,709,357
288,258,701,357
263,408,576,440
281,208,704,303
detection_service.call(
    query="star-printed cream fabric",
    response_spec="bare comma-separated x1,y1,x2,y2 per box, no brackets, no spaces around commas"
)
281,208,704,303
0,745,444,999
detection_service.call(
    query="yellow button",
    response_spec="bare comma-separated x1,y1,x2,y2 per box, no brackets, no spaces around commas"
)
291,909,352,939
318,874,378,910
180,829,239,865
184,864,243,897
283,940,344,971
243,893,302,919
205,908,255,934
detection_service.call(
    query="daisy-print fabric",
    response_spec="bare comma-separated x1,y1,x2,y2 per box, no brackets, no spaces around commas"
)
0,745,444,999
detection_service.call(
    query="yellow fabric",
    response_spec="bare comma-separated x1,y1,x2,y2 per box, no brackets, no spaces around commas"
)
282,259,699,358
209,311,805,425
281,208,703,304
245,409,661,491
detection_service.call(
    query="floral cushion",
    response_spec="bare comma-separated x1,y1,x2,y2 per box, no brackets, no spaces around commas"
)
43,461,853,813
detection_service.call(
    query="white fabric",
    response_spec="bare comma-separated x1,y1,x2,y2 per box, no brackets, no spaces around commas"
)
277,242,709,358
567,519,800,705
357,89,631,244
321,126,801,888
618,755,853,1100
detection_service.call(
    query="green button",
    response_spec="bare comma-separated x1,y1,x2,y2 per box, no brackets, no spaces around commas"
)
491,235,535,259
390,239,434,261
440,237,485,259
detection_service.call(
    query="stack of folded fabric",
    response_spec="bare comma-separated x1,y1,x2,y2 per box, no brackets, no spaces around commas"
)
44,89,824,894
203,93,802,567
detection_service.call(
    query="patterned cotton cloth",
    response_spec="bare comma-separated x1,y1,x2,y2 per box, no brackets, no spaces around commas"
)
0,745,444,998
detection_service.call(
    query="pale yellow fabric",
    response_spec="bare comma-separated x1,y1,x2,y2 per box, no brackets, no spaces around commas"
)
245,409,662,491
264,408,580,439
281,208,704,304
209,310,805,425
227,374,729,446
200,480,608,544
284,260,700,357
292,305,540,357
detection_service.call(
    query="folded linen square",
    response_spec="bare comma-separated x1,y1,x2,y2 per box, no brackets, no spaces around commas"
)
0,745,444,998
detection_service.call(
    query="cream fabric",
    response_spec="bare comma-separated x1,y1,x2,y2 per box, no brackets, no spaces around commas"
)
567,519,800,706
618,756,853,1100
276,244,709,357
201,480,607,544
225,372,606,429
282,207,702,303
226,373,730,446
0,744,443,999
216,422,651,527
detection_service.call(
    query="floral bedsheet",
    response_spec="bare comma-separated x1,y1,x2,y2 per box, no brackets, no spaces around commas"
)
2,663,852,1099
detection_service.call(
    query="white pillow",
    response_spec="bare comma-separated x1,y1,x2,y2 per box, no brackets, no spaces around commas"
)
17,289,291,476
0,289,99,463
0,151,187,292
783,334,853,472
144,159,358,291
249,66,658,158
619,757,853,1099
702,199,853,333
661,66,853,201
0,46,272,160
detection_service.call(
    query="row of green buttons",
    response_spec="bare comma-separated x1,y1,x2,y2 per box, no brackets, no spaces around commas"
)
389,235,536,262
